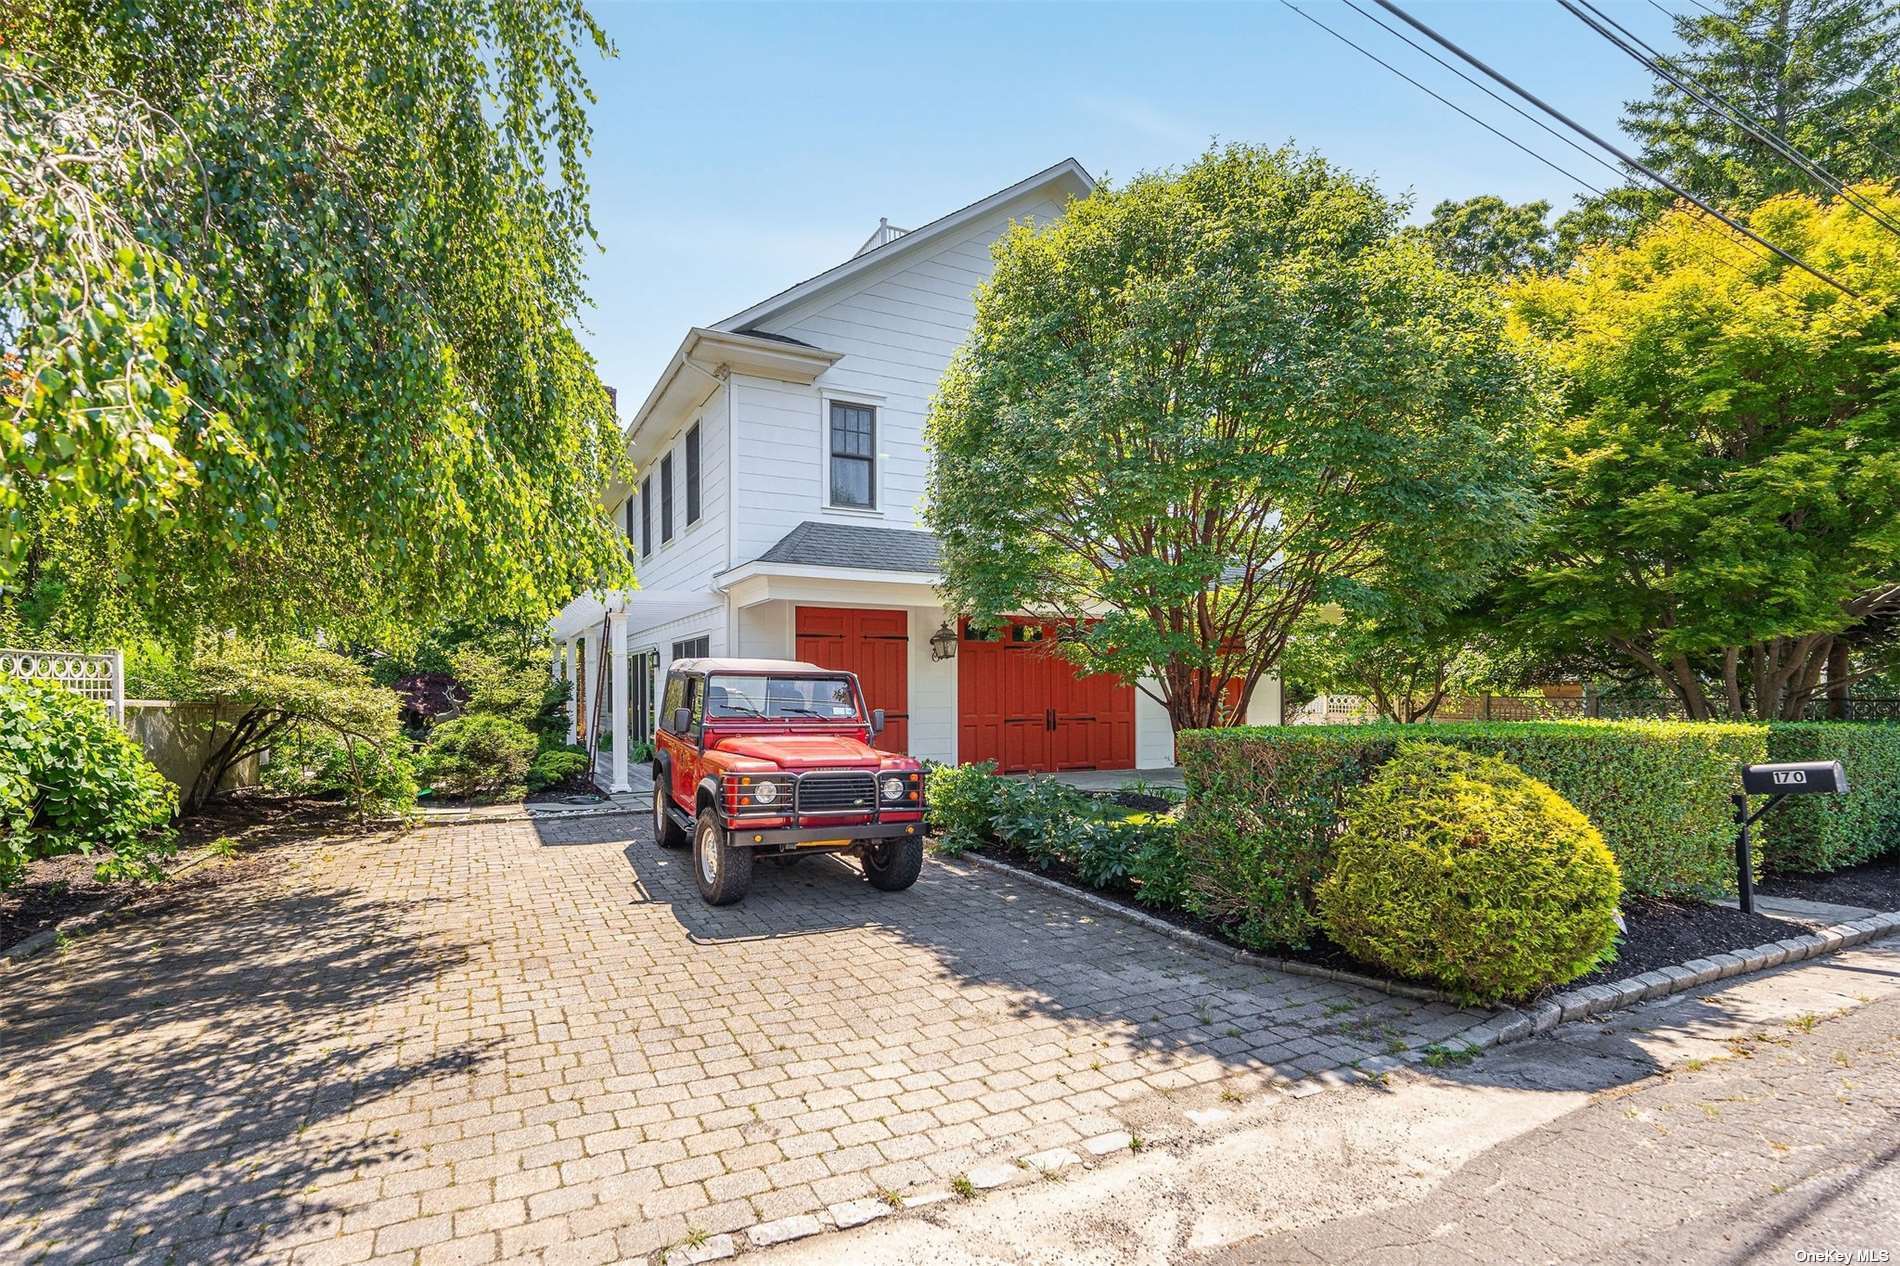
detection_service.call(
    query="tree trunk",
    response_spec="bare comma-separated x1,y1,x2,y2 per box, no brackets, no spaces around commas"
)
1826,640,1851,720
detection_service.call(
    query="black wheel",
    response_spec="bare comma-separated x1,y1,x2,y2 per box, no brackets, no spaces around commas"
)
653,778,687,849
861,837,924,892
693,808,752,906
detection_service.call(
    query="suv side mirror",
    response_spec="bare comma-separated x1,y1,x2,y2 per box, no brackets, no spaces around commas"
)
672,706,692,734
869,707,886,737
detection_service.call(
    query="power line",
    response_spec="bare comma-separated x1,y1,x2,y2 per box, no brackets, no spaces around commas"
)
1276,1,1609,198
1338,0,1631,188
1566,0,1900,240
1368,0,1861,296
1277,0,1772,282
1650,0,1900,159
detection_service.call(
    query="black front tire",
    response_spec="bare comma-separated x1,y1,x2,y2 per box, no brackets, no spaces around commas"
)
693,808,753,906
862,837,924,892
653,778,687,849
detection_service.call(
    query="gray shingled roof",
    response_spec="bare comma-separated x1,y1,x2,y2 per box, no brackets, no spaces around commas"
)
751,521,942,573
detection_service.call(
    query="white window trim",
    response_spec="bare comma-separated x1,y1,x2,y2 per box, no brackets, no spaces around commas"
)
818,389,887,518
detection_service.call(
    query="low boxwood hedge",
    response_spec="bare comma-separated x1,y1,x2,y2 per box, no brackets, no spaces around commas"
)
1177,720,1764,949
1763,722,1900,874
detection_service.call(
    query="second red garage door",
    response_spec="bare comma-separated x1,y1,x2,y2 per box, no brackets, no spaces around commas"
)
957,618,1134,773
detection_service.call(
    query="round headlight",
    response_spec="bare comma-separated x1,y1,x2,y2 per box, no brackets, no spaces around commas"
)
881,776,906,801
754,779,779,804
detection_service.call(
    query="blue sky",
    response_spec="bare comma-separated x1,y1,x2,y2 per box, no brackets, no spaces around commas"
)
575,1,1669,403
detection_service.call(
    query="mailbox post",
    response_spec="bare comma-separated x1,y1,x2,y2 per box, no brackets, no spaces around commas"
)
1733,761,1850,914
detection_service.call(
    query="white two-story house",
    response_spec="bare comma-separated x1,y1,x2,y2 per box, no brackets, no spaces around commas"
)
551,158,1280,792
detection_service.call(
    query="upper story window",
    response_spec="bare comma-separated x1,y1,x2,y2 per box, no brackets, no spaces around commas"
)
623,497,636,553
685,423,702,525
829,401,875,510
660,452,675,542
639,475,652,556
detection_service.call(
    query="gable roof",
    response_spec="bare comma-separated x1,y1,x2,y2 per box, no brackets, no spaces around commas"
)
711,157,1095,336
750,521,942,575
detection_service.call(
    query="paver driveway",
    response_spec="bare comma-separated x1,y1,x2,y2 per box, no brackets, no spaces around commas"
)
0,811,1477,1265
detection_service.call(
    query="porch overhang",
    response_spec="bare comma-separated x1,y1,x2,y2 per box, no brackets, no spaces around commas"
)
548,588,721,641
713,562,944,611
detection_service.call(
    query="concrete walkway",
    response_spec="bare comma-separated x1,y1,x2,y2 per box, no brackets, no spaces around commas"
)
1042,767,1185,794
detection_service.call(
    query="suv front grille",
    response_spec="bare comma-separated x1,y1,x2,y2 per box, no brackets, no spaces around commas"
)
796,771,877,817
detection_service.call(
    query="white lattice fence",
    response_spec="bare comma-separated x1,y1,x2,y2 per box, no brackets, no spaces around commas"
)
1,648,124,723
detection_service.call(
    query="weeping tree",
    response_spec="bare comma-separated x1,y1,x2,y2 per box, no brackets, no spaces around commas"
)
1,0,633,644
926,144,1549,735
1503,189,1900,720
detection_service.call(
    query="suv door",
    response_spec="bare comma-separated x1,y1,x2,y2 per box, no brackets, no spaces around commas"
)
666,674,704,812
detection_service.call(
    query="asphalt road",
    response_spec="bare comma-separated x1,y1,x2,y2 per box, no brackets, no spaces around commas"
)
1220,988,1900,1265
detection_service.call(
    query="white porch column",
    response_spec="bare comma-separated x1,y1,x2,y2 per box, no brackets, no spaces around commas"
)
608,609,631,793
566,637,580,745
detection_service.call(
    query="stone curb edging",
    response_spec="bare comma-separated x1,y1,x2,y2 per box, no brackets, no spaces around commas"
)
0,846,226,966
648,1129,1159,1263
416,802,642,828
952,851,1462,1005
1427,910,1900,1061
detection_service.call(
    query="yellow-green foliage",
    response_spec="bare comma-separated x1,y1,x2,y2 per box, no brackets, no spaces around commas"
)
1317,744,1622,1004
1178,719,1761,949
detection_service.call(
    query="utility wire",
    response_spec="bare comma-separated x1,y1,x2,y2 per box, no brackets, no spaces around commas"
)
1278,0,1771,281
1650,0,1900,161
1368,0,1861,295
1276,1,1609,196
1339,0,1631,187
1566,0,1900,240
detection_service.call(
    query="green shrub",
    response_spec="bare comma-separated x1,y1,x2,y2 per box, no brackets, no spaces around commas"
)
926,761,1005,855
526,746,590,793
424,714,537,801
1763,723,1900,872
1317,744,1623,1004
263,727,419,818
0,680,177,888
1179,720,1762,948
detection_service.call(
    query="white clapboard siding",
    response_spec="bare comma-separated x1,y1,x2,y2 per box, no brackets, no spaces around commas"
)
729,193,1067,565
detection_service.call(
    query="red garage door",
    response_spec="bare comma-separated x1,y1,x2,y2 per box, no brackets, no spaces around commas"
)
957,618,1134,773
795,606,909,754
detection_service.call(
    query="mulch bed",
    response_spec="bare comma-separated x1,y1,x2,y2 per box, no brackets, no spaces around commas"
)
1568,897,1801,990
1,793,381,952
1759,855,1900,913
960,843,1826,1003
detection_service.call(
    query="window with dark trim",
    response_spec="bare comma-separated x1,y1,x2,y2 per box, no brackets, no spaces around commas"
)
639,476,652,556
828,401,875,509
671,635,709,660
660,452,675,542
685,423,701,525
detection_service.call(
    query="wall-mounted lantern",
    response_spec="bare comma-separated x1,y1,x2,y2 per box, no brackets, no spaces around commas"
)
930,621,958,662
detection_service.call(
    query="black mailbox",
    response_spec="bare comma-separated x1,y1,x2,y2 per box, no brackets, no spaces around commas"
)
1741,761,1849,797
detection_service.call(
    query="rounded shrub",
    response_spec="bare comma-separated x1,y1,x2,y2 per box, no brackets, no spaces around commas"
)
0,679,177,888
424,714,536,801
1316,742,1622,1004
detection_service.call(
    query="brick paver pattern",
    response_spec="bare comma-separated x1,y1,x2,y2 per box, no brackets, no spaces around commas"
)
0,813,1477,1265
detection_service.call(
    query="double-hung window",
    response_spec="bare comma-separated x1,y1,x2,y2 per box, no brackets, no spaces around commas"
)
828,401,876,510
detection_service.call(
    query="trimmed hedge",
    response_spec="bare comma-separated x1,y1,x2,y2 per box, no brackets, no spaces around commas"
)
1763,723,1900,874
1178,720,1764,949
1318,744,1622,1003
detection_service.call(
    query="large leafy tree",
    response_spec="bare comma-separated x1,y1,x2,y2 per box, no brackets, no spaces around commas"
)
1,0,632,644
1504,188,1900,720
1421,196,1557,279
926,144,1549,734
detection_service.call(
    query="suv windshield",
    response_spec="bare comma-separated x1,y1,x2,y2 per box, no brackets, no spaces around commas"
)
706,674,862,722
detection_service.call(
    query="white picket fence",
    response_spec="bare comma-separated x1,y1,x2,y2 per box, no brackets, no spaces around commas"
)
0,647,125,723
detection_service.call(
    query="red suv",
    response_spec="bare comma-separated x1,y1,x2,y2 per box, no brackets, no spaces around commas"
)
651,657,927,905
